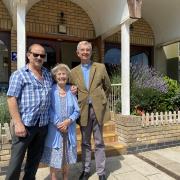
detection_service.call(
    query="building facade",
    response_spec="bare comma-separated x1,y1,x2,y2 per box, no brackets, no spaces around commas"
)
1,0,180,114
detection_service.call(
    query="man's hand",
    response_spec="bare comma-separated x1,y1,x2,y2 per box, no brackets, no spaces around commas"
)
57,119,71,133
14,121,27,137
70,85,78,95
8,96,27,137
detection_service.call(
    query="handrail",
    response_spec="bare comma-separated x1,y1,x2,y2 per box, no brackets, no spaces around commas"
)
111,83,121,86
109,84,121,112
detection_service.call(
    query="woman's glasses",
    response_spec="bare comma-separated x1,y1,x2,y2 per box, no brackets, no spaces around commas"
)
30,52,46,59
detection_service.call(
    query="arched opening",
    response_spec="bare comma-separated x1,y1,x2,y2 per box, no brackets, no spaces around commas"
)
26,0,95,68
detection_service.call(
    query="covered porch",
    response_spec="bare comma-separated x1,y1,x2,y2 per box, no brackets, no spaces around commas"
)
1,0,180,114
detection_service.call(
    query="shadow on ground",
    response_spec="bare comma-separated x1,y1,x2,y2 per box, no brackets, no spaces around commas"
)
40,155,123,180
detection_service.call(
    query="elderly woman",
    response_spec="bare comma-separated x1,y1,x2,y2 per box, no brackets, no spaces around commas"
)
41,64,80,180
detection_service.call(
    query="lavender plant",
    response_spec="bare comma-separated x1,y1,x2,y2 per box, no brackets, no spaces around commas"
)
130,64,168,93
109,64,175,113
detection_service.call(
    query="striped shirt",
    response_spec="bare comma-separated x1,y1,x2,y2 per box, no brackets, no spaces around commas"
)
7,65,53,127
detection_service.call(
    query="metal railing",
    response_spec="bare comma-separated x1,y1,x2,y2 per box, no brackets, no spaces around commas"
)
108,83,121,112
0,83,121,123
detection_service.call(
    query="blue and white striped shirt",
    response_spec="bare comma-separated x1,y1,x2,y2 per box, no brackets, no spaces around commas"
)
7,65,53,127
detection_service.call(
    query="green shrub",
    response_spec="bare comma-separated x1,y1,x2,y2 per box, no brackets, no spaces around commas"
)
109,64,180,114
0,93,10,124
159,77,180,111
116,87,164,113
132,87,167,112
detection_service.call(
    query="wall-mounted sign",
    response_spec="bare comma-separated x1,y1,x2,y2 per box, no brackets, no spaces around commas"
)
58,24,67,34
11,52,17,61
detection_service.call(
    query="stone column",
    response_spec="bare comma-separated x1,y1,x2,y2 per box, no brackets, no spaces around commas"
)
121,20,131,115
17,1,27,69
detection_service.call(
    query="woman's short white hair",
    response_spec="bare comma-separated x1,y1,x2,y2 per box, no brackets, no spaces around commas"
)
51,63,71,79
77,41,92,51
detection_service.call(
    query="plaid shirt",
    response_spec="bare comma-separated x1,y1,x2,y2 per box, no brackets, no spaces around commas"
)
7,65,53,127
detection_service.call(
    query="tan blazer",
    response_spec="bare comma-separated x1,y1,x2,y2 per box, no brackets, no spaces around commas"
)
70,62,111,126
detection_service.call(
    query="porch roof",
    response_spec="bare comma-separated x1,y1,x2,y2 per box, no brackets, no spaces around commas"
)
2,0,129,38
2,0,180,45
142,0,180,46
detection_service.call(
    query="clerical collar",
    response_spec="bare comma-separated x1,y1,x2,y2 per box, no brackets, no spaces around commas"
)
81,61,92,67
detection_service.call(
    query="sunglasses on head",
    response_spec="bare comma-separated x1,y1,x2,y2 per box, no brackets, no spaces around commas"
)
30,52,46,59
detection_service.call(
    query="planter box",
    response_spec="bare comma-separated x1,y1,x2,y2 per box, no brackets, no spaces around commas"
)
115,114,180,153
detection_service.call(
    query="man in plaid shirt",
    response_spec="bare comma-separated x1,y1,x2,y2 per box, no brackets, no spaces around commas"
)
6,44,53,180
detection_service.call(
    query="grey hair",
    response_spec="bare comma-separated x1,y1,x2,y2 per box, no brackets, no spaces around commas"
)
77,41,92,51
51,63,71,79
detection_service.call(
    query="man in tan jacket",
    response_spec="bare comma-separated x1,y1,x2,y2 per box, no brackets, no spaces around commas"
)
70,41,111,180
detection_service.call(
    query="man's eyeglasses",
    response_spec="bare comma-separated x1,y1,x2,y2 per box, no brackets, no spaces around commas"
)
30,52,46,59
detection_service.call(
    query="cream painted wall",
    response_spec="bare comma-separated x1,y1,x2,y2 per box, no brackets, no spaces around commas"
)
163,43,179,59
142,0,180,45
154,46,167,75
71,0,129,37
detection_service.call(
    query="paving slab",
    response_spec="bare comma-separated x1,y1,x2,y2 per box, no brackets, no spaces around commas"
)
154,147,180,163
139,146,180,178
146,173,175,180
34,154,175,180
138,151,173,165
113,171,147,180
0,148,178,180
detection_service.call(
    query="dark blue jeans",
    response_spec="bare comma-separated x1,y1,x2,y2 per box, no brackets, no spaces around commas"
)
5,124,48,180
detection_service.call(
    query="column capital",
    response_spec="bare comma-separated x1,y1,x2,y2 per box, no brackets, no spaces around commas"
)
15,0,28,5
121,17,137,26
127,0,142,19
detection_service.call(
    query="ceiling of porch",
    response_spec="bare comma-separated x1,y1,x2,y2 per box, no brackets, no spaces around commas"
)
2,0,180,46
2,0,129,38
142,0,180,45
71,0,129,38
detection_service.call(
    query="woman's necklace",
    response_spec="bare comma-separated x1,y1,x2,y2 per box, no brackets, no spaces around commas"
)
58,85,66,97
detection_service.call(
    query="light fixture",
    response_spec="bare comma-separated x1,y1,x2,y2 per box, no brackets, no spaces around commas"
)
58,12,67,34
130,24,134,32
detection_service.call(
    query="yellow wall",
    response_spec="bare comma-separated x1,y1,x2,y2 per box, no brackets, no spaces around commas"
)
105,18,154,46
26,0,95,39
0,0,12,30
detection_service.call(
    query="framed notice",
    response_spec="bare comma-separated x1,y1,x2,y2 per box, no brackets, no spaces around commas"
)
11,52,17,61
